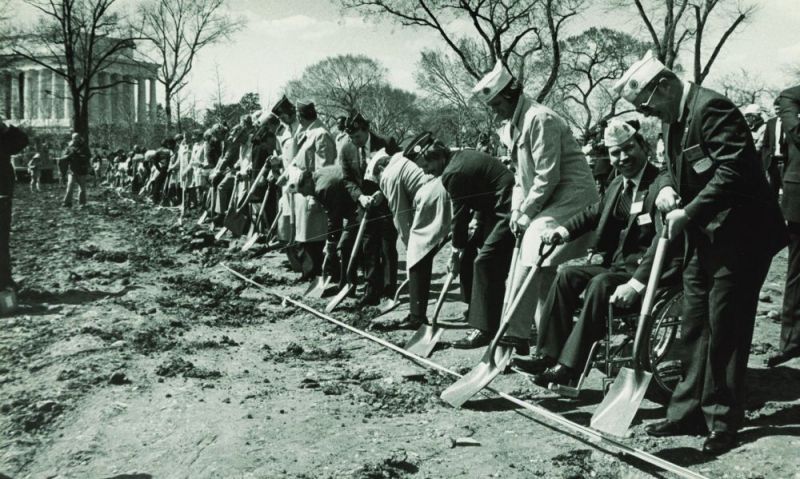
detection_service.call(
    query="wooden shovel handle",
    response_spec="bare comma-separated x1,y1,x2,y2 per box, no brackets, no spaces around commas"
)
344,214,369,279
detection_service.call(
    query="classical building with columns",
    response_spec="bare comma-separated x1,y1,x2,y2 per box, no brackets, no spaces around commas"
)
0,54,158,130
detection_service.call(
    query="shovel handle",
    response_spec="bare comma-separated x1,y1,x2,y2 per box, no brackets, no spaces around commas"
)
344,214,369,280
252,182,272,230
429,272,454,328
632,228,670,369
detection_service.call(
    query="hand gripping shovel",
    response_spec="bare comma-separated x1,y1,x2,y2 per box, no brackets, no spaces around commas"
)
590,226,670,437
197,185,213,225
325,214,368,313
404,272,453,357
441,240,556,408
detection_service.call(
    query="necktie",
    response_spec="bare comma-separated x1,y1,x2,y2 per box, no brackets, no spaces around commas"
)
360,146,367,171
615,179,634,219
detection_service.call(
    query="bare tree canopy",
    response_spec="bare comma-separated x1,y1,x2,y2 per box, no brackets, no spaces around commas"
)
136,0,242,133
612,0,759,84
284,54,419,141
717,67,777,108
341,0,584,102
12,0,138,139
552,27,650,137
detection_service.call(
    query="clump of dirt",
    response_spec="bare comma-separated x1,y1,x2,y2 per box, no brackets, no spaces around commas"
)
80,324,124,342
353,377,442,416
549,449,621,479
263,342,351,363
129,323,179,354
347,452,418,478
1,395,65,433
155,357,222,379
74,245,137,263
188,335,240,350
160,274,262,327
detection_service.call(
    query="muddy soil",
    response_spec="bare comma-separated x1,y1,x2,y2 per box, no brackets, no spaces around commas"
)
1,184,799,479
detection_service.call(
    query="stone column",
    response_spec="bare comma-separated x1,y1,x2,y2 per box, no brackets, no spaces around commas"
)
64,77,73,124
0,72,9,119
51,70,62,120
12,73,24,120
137,78,147,123
24,70,38,120
37,68,51,121
121,75,134,123
109,73,119,124
149,78,157,124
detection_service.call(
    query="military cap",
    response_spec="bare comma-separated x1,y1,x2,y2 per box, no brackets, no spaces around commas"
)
402,131,436,161
614,50,668,103
296,100,316,118
344,112,369,133
472,60,514,105
271,95,295,115
604,119,637,148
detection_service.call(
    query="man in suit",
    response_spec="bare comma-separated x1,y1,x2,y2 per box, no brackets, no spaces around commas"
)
338,112,400,305
617,51,787,455
409,132,517,347
761,100,786,200
769,85,800,368
0,115,29,303
289,165,358,291
534,120,682,386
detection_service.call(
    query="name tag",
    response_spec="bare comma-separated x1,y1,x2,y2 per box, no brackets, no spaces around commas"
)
636,214,652,226
630,201,644,215
691,157,713,174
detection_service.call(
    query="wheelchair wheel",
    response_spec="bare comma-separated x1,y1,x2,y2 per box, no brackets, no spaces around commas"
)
640,288,685,404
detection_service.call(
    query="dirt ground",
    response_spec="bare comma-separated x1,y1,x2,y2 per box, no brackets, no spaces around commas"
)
2,183,799,479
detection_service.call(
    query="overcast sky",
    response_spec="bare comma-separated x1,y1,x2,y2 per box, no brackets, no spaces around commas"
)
12,0,800,111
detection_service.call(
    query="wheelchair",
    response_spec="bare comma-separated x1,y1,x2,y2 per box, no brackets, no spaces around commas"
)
548,286,685,404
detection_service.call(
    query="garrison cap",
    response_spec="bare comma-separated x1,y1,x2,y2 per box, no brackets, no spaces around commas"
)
471,59,513,105
614,50,668,103
344,112,369,133
603,119,637,148
296,100,316,118
402,131,441,161
271,95,294,116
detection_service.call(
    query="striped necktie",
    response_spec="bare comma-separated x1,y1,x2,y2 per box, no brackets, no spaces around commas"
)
615,179,634,219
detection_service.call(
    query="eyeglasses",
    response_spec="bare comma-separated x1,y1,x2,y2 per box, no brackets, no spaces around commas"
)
635,84,659,116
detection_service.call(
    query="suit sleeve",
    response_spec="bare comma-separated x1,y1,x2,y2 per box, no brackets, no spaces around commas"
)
519,112,561,217
778,89,800,148
317,132,336,167
2,127,29,156
442,171,471,250
683,98,753,228
562,196,604,240
338,141,363,203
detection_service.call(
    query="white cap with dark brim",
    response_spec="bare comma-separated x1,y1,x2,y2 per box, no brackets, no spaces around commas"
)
613,50,668,104
471,60,513,105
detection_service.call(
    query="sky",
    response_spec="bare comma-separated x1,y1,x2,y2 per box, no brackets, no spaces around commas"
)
9,0,800,112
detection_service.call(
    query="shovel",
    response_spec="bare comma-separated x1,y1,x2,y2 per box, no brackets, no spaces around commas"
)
304,254,333,297
325,214,368,313
215,177,240,240
590,226,670,437
243,183,272,247
243,200,280,251
378,278,409,315
404,272,454,357
197,185,213,225
441,240,556,408
225,168,269,238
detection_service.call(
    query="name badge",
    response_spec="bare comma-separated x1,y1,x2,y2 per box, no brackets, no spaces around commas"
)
630,201,644,215
636,214,652,226
692,157,714,174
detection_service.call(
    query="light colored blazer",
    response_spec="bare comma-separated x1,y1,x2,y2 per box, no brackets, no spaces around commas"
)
500,94,598,266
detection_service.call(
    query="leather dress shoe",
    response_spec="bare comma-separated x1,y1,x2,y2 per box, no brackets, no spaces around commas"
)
702,431,737,455
533,364,576,388
645,419,708,437
498,336,530,356
766,349,800,368
452,329,490,349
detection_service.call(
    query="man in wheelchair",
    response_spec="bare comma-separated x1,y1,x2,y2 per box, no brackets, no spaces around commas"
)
534,119,682,387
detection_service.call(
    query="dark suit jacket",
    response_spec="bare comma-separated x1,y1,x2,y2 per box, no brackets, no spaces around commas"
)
658,83,787,257
777,85,800,222
312,165,358,244
441,150,515,250
338,132,398,202
563,162,681,285
0,125,29,197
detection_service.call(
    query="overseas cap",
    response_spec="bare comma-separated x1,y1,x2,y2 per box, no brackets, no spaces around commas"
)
271,95,294,116
604,119,637,148
471,59,513,105
345,112,369,133
402,131,435,161
296,100,316,117
614,50,668,103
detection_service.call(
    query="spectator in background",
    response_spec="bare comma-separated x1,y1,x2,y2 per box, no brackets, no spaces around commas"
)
0,114,30,304
59,132,91,208
27,153,42,192
762,99,786,199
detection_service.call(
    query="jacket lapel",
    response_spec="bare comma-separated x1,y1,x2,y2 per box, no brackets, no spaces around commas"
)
598,176,623,237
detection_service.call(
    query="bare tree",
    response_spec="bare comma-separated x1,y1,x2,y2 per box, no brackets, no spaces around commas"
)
136,0,242,133
553,27,650,137
613,0,758,84
717,68,776,108
13,0,139,140
341,0,583,102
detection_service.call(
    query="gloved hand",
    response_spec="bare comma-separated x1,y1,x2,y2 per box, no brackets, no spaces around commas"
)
541,226,569,245
358,195,373,209
655,186,681,213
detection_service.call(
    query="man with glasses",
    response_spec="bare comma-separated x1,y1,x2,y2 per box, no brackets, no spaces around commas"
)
616,51,787,455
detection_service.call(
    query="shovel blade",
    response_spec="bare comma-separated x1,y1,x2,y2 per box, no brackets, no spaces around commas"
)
440,346,513,408
325,284,353,313
590,367,653,437
404,325,444,358
225,213,248,237
378,298,401,315
196,211,208,225
214,227,228,241
305,275,332,297
241,233,260,251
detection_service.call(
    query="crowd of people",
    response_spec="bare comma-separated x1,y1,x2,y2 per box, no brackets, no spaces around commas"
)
2,49,800,457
